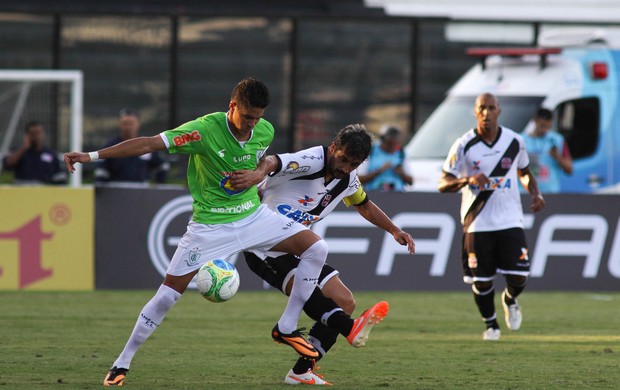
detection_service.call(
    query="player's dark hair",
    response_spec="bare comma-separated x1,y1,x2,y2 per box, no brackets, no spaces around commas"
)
333,123,372,161
231,77,270,109
24,121,42,132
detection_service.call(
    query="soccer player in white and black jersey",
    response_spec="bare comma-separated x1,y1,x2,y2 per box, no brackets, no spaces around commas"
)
244,124,415,384
438,93,545,341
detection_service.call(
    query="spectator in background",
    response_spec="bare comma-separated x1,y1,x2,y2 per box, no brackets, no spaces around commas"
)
357,124,413,191
95,108,169,184
2,121,66,185
521,108,573,193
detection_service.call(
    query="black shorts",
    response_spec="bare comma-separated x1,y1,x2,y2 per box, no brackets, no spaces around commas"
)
462,228,530,281
243,252,339,294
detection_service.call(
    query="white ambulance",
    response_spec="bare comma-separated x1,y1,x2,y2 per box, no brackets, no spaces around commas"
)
405,28,620,193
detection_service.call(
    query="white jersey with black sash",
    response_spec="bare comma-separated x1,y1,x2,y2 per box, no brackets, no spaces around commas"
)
442,127,529,233
258,146,368,227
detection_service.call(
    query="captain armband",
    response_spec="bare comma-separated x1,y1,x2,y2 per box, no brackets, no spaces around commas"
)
343,186,368,207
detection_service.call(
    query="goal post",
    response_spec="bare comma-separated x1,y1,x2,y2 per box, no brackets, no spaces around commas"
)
0,70,83,187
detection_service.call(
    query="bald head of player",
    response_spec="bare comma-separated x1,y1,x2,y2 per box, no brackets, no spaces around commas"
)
474,93,502,138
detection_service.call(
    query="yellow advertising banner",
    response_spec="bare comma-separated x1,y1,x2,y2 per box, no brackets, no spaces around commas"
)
0,186,94,290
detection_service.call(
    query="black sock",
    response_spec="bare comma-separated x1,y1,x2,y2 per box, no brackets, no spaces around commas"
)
505,286,524,304
303,288,339,322
308,321,338,356
292,358,315,375
485,318,500,330
292,320,340,375
473,286,496,325
302,288,355,336
505,275,528,304
325,310,355,337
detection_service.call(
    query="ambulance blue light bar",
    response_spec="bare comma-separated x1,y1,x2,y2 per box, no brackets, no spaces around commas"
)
466,47,563,70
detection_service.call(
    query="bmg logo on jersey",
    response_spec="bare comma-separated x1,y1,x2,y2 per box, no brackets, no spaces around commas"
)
173,130,201,146
282,161,310,175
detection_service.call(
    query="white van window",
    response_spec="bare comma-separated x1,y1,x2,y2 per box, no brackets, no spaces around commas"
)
557,97,600,160
406,96,543,159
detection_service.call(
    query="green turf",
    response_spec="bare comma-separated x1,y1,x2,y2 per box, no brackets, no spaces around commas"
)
0,290,618,389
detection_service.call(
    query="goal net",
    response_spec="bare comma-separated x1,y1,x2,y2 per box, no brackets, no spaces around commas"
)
0,70,83,187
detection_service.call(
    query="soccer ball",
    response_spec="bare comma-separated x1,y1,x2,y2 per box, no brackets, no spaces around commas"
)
196,259,240,303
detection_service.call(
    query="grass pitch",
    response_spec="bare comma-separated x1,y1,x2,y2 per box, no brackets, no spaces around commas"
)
0,290,618,389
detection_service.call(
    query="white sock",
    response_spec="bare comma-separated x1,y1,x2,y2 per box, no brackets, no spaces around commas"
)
277,240,328,333
113,284,181,369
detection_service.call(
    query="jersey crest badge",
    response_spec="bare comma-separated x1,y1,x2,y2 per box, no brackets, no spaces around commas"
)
186,248,201,266
220,176,245,195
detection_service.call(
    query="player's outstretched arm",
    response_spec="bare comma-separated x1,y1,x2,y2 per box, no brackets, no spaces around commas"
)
64,135,166,173
355,200,415,254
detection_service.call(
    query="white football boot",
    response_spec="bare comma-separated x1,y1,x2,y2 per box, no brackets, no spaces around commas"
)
482,328,501,341
501,291,523,331
284,369,332,386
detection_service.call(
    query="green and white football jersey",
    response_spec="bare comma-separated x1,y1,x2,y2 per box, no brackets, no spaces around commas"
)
160,112,273,224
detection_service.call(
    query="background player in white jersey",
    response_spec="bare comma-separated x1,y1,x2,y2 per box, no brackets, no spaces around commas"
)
64,77,329,386
244,124,415,384
438,93,545,341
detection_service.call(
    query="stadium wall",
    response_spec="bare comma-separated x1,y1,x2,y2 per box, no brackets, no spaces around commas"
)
0,187,94,290
94,187,620,291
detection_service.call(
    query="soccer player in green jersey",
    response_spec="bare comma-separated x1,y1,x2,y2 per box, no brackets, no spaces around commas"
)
65,77,328,386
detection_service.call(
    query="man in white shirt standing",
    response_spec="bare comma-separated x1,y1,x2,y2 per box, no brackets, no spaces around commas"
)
438,93,545,341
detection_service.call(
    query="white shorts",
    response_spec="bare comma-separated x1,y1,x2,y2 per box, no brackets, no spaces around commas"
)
167,204,309,276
